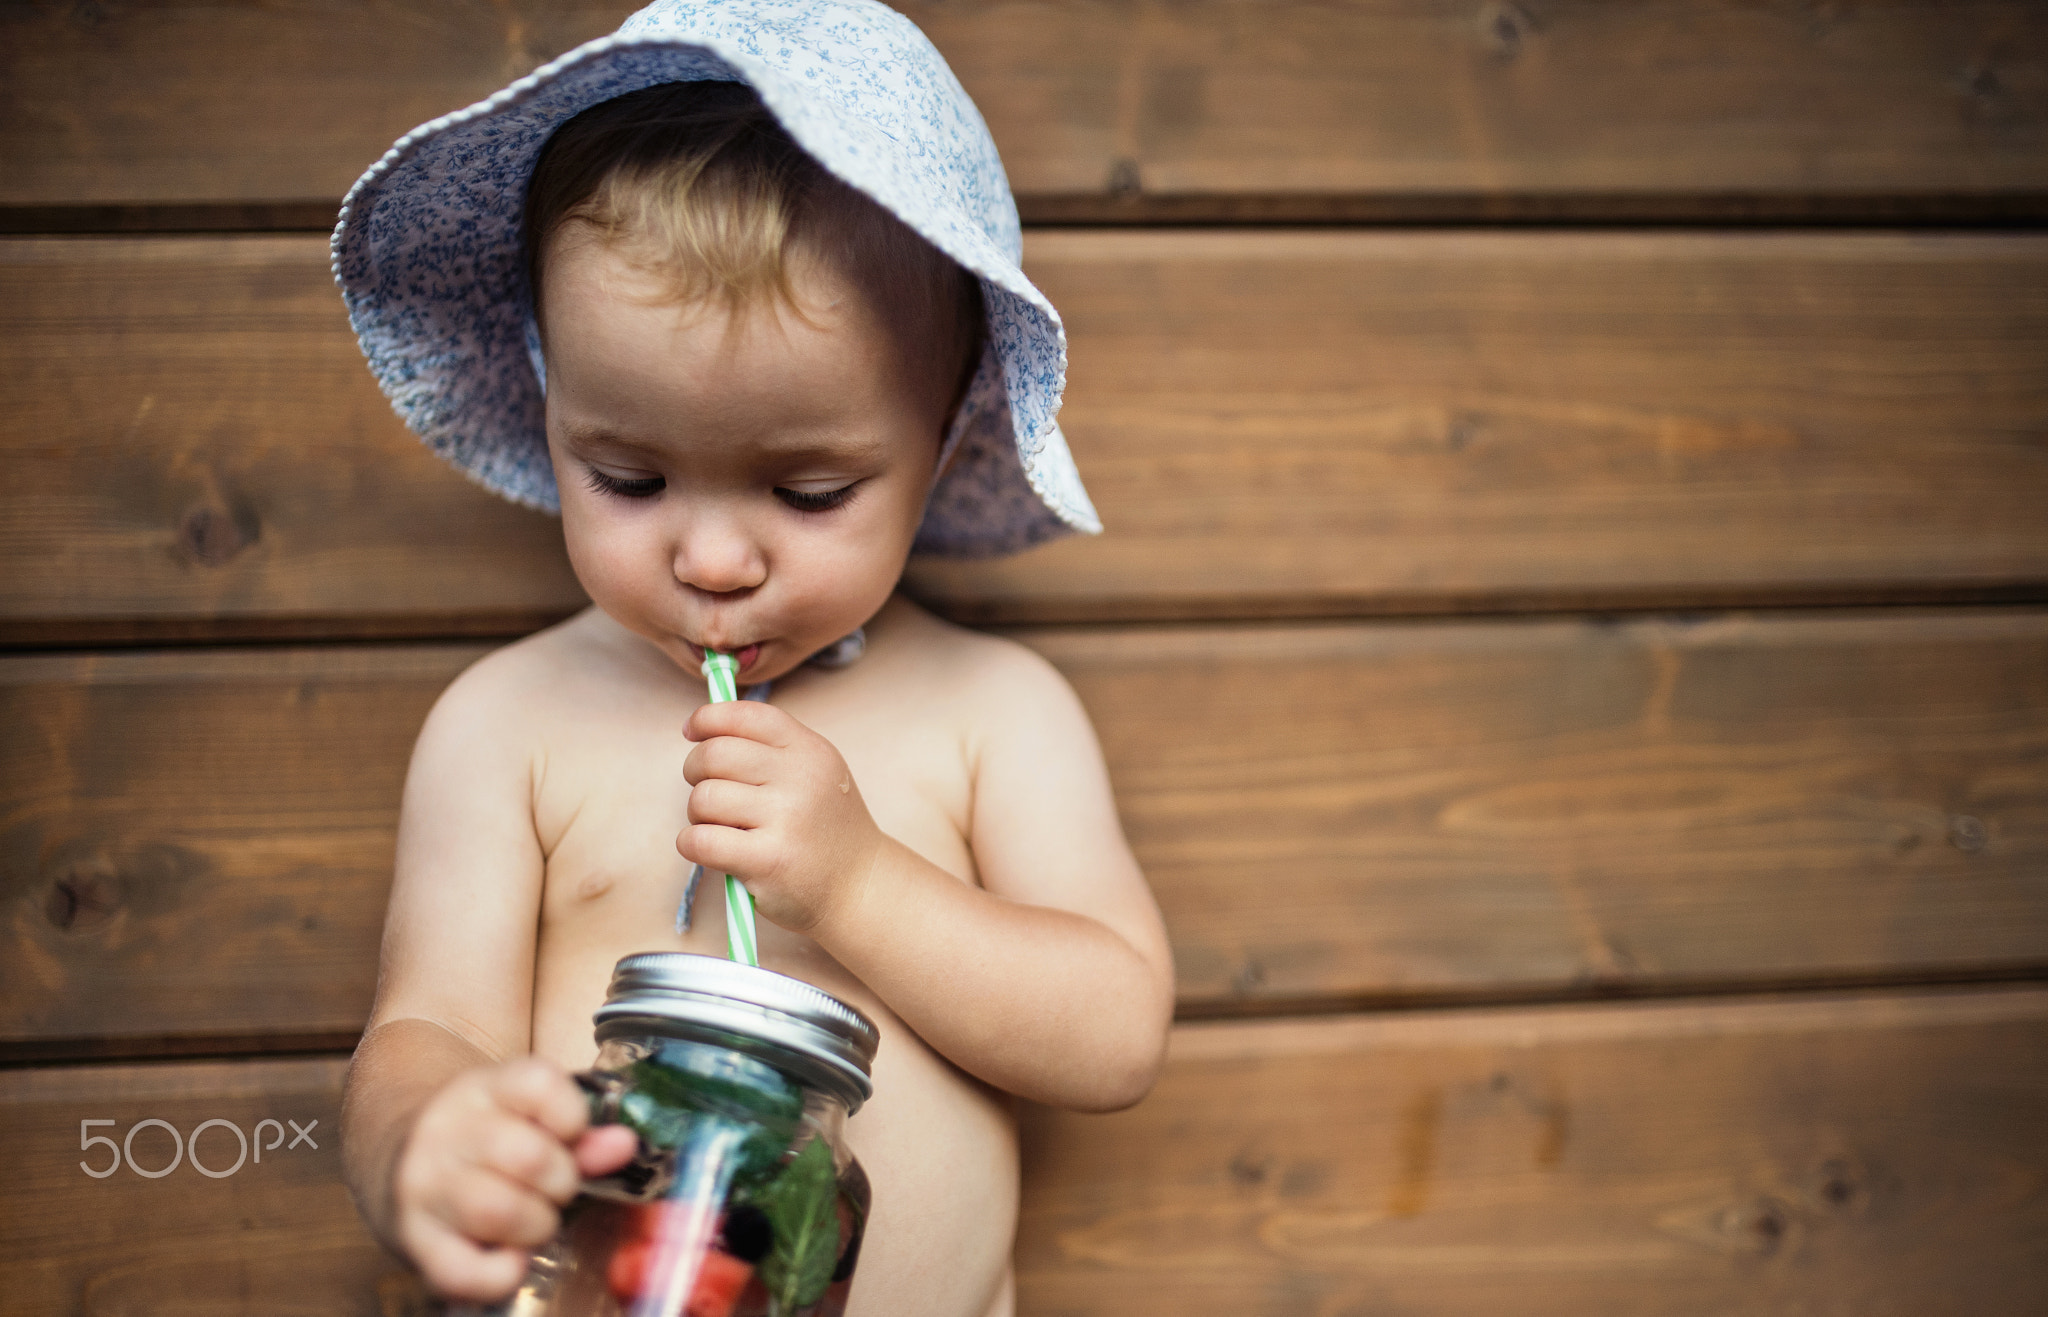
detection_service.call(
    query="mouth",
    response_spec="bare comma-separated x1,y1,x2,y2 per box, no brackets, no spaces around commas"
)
688,640,763,676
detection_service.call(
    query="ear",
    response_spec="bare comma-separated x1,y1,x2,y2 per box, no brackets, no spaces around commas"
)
932,414,965,484
930,337,991,488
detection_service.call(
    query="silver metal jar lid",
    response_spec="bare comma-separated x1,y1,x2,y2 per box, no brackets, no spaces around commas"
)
593,953,881,1112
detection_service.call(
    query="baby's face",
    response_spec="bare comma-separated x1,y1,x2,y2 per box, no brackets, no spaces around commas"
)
540,233,945,684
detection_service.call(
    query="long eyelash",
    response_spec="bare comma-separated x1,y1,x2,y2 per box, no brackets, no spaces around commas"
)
584,468,665,499
777,485,856,513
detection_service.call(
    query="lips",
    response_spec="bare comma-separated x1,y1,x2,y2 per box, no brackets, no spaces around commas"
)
691,640,763,674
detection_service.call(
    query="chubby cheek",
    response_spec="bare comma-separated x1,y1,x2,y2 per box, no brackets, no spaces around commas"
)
742,523,911,663
558,502,666,630
783,532,900,621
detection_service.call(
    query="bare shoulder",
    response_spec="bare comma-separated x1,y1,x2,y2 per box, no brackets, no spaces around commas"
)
869,605,1151,946
862,596,1082,733
373,615,651,1051
422,607,658,744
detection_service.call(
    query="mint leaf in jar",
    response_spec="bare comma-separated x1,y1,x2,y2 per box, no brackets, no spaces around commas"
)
613,1045,806,1189
755,1136,840,1311
641,1042,806,1127
616,1085,697,1151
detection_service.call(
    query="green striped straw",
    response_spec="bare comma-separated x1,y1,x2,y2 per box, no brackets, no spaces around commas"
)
700,651,760,967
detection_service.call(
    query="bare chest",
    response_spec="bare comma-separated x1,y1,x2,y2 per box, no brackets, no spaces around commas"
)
524,682,974,1067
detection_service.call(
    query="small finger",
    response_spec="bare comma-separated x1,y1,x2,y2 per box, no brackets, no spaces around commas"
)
489,1058,588,1141
686,698,794,747
687,777,768,829
448,1166,560,1248
478,1119,581,1203
408,1212,533,1303
676,822,772,877
682,735,775,788
575,1124,641,1178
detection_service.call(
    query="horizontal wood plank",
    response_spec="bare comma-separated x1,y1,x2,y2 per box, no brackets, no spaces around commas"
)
1,645,466,1048
924,0,2048,205
0,1056,431,1316
3,989,2043,1313
3,2,2045,215
912,230,2048,621
6,232,2047,639
5,611,2043,1048
1032,610,2048,1007
0,0,635,211
1018,988,2048,1315
0,236,588,638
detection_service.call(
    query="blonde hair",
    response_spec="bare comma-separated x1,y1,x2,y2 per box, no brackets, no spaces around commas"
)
524,81,983,409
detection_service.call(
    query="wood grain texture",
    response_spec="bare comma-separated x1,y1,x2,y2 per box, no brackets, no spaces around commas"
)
5,611,2043,1048
0,1056,433,1317
3,1,2044,211
1017,988,2048,1315
0,236,587,639
3,989,2043,1314
910,229,2048,622
913,0,2048,202
7,232,2047,639
0,0,636,208
1031,610,2048,1008
1,645,482,1048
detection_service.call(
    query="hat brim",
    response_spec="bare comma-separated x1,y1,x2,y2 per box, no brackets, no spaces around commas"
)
333,23,1098,556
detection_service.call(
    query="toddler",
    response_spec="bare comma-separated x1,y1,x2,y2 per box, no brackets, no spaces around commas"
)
330,3,1174,1315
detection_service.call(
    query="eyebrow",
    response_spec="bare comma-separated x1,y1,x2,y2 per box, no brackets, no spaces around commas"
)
556,424,665,458
557,423,892,466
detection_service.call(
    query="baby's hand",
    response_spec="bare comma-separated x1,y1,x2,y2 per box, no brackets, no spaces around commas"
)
390,1057,638,1301
679,698,885,935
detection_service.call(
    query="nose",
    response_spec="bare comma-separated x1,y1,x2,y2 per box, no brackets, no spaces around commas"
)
671,505,767,598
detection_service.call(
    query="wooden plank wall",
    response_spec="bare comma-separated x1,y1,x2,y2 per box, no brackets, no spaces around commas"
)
3,2,2045,1313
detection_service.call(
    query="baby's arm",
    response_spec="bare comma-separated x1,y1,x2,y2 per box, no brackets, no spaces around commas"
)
341,656,633,1300
682,642,1174,1111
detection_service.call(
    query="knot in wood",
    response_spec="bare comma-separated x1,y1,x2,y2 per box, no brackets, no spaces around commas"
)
1814,1158,1862,1211
45,867,123,932
1719,1196,1792,1256
179,498,260,567
1477,2,1535,61
1948,814,1988,854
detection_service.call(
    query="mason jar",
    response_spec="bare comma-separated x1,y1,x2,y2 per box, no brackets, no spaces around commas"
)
456,952,880,1317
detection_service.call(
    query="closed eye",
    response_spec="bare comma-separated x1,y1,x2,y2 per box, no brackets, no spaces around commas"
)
775,485,856,513
585,468,665,499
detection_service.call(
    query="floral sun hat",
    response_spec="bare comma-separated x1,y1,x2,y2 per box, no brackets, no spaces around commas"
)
332,0,1098,557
